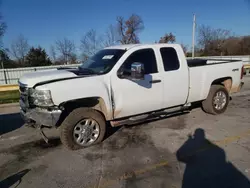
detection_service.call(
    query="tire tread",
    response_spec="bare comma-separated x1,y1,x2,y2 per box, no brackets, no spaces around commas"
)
202,85,229,115
60,108,106,150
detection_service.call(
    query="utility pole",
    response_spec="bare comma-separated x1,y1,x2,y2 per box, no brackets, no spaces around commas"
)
192,14,196,59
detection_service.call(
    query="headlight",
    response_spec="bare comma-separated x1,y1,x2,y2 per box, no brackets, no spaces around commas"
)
29,89,54,107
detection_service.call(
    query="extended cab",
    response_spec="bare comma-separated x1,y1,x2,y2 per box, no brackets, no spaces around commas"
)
18,44,244,150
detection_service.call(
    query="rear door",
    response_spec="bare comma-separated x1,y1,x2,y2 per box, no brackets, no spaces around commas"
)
158,47,189,107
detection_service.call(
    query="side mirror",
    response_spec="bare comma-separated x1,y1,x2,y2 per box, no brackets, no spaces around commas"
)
131,62,145,80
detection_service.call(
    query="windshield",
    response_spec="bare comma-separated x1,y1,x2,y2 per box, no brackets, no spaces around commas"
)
79,49,126,74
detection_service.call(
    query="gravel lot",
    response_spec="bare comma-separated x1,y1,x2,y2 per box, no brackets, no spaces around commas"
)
0,76,250,188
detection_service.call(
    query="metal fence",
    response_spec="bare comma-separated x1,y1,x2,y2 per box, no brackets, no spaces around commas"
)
0,55,250,85
0,64,79,85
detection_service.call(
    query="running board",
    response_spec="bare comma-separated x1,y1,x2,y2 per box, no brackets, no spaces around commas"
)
110,104,190,127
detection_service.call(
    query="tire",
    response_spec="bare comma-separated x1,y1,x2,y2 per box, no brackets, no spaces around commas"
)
202,85,229,115
60,108,106,150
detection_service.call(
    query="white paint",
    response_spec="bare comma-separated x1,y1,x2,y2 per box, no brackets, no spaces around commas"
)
105,44,142,50
110,45,164,118
18,44,244,121
19,69,77,87
155,45,189,107
188,61,242,102
36,74,113,119
2,55,248,85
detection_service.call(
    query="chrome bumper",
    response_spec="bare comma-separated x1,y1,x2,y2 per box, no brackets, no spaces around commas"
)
20,107,62,127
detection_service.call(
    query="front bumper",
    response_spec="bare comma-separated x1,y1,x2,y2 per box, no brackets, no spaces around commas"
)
20,107,62,127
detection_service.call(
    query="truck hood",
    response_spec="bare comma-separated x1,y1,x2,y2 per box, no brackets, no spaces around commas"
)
18,69,78,87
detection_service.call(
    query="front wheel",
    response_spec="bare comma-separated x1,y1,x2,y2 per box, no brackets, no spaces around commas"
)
60,108,106,150
202,85,229,115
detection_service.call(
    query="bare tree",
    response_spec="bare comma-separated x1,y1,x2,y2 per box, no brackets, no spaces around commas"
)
239,36,250,55
197,25,231,55
159,32,176,43
50,45,57,62
222,37,242,55
0,10,7,69
117,16,126,44
10,34,29,64
80,29,103,59
117,14,144,44
103,24,119,47
0,14,6,48
181,43,188,55
55,38,75,64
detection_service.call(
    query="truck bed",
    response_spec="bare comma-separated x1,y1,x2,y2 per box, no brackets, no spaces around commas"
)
187,59,243,103
187,58,241,67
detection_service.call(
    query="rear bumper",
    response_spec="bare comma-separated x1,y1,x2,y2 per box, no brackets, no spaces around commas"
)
20,107,62,127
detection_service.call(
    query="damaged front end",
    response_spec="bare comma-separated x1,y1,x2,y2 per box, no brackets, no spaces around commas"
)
19,82,62,143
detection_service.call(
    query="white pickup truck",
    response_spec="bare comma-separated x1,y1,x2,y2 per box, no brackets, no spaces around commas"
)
19,44,244,150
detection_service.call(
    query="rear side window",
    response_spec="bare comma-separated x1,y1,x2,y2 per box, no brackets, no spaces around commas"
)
160,47,180,71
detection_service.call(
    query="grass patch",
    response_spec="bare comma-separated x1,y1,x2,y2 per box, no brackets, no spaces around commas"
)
0,90,20,104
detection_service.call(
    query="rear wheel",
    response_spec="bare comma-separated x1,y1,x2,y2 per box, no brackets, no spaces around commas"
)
60,108,106,150
202,85,229,115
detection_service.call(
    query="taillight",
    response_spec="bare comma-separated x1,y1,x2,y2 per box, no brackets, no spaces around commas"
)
241,65,244,79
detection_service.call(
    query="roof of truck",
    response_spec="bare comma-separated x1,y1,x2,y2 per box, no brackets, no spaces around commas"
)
105,43,180,50
104,44,142,50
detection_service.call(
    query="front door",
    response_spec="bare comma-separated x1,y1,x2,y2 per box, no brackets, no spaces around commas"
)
111,48,164,119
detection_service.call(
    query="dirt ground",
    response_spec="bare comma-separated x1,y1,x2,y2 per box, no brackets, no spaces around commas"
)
0,76,250,188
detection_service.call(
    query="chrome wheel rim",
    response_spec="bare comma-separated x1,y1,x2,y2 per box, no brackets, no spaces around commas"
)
73,118,100,146
213,91,227,110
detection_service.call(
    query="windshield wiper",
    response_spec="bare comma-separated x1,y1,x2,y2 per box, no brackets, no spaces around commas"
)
78,67,97,74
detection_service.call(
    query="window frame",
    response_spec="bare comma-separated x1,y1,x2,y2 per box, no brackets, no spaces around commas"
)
160,47,180,72
117,48,158,77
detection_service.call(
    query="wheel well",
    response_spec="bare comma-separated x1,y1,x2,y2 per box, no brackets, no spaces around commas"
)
211,77,232,92
56,97,108,127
